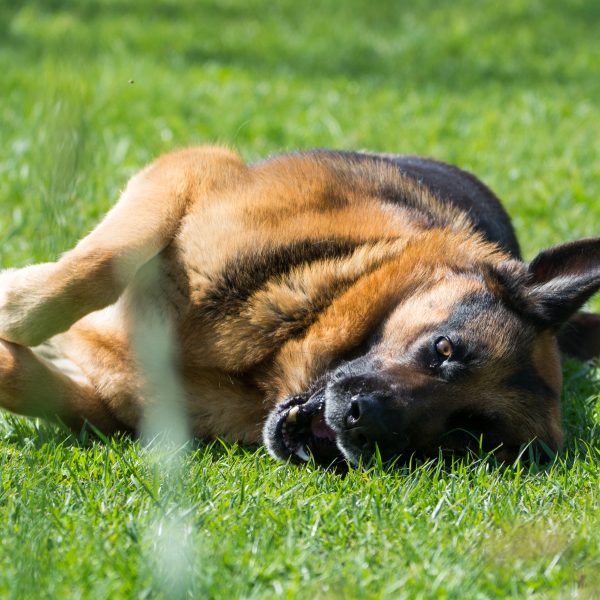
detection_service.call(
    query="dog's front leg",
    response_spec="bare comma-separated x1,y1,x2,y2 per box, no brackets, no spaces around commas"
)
0,146,248,347
0,256,119,347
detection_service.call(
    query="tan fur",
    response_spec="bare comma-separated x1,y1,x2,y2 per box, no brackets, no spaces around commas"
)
532,332,563,396
0,146,571,457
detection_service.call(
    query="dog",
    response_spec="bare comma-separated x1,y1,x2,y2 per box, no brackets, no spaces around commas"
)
0,147,598,467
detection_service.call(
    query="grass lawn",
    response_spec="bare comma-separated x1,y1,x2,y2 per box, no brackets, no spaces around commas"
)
1,0,600,597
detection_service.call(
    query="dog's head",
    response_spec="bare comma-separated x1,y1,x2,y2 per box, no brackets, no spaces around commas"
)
264,237,600,467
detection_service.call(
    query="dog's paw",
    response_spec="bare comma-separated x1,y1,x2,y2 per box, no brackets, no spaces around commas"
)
0,264,62,346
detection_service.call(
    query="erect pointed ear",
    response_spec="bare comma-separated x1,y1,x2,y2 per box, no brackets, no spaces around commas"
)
525,237,600,326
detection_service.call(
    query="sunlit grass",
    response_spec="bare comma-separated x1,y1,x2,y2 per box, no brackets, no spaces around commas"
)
1,0,599,597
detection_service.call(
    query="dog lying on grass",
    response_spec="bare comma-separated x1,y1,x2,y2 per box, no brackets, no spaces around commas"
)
0,148,598,467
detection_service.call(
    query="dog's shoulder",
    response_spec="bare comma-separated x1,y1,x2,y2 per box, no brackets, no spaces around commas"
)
254,150,520,258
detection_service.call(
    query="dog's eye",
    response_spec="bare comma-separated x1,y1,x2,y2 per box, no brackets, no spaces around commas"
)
435,336,454,360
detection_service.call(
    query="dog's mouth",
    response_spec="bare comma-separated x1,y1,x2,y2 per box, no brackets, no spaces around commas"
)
264,393,550,469
263,392,344,468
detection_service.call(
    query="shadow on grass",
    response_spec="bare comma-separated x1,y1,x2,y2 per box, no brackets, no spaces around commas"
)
560,360,600,458
3,0,600,92
0,412,261,464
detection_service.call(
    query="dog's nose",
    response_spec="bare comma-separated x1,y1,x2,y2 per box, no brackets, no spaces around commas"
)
344,392,389,448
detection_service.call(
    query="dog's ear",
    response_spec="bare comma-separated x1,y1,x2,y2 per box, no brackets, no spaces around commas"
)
555,311,600,361
523,237,600,327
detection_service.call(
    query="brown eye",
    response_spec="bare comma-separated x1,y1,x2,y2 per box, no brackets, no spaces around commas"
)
435,336,453,360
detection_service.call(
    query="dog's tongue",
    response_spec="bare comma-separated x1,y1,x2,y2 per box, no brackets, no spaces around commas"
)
311,411,336,441
301,391,336,441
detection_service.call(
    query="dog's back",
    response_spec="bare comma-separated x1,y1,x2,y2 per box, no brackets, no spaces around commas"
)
363,153,521,257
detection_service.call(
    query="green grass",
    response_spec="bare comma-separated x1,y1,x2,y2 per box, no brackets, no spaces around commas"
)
1,0,599,597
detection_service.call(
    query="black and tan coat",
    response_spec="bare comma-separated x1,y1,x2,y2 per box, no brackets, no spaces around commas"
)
1,148,598,467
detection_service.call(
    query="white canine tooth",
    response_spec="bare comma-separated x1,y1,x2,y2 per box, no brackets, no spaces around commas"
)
287,405,300,423
295,446,310,462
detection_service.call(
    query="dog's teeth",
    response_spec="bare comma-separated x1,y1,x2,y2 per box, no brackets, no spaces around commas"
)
295,446,309,462
287,405,300,423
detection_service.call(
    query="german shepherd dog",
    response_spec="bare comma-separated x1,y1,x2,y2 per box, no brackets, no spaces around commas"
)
1,148,599,467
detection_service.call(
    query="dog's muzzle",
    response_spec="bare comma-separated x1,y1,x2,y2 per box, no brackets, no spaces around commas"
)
324,378,411,465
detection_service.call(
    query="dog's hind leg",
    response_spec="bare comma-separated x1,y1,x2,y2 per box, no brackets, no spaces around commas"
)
0,146,248,347
0,339,124,433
